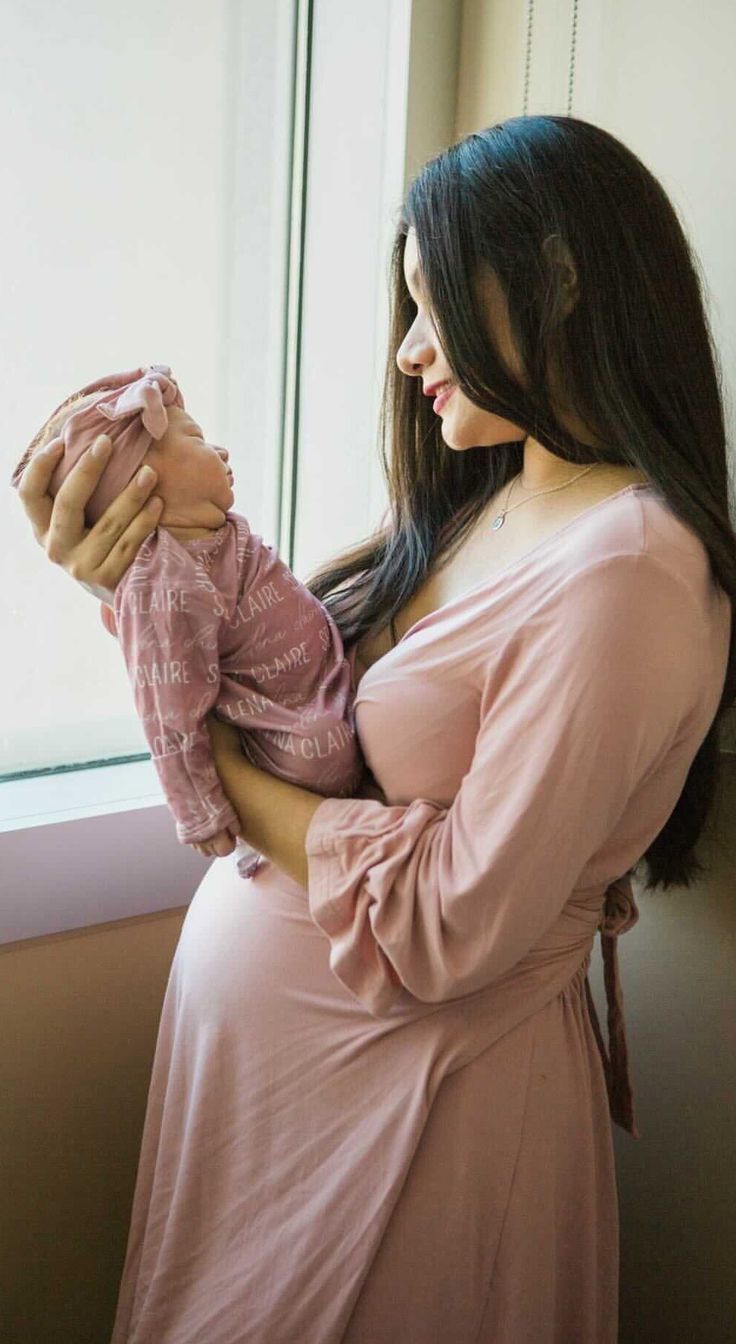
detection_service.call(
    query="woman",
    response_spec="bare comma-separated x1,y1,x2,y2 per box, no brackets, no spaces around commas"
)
17,115,735,1343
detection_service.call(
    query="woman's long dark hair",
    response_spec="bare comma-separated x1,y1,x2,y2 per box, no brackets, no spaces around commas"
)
304,114,736,893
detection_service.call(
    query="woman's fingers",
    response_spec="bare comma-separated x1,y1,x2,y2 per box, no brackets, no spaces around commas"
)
99,602,118,638
213,832,235,857
44,435,114,565
189,831,236,858
16,437,65,546
80,468,164,592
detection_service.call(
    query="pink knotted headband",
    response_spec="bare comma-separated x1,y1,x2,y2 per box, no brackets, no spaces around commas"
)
9,364,184,525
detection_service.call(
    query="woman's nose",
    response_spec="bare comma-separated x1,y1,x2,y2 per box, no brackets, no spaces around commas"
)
396,328,434,379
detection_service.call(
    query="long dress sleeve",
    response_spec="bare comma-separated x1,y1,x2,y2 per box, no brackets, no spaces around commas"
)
113,540,240,846
304,554,707,1015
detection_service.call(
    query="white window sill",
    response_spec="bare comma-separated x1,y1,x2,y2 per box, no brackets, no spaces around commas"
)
0,760,211,946
0,758,164,833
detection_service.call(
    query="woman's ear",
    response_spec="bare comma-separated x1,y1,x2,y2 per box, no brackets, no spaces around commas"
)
541,233,579,318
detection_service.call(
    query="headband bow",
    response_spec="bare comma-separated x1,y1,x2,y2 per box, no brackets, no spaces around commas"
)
9,364,184,525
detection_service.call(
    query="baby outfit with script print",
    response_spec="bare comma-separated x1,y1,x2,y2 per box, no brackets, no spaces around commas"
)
112,517,364,878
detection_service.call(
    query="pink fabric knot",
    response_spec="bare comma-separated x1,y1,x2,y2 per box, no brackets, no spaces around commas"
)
584,871,641,1139
599,871,640,937
9,363,185,526
96,364,181,440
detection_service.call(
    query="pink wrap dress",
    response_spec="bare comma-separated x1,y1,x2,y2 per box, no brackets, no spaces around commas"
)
109,483,731,1343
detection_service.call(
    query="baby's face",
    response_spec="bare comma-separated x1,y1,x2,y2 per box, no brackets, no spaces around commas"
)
141,405,235,528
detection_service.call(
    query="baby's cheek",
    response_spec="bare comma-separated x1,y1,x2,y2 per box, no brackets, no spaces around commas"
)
141,449,174,495
174,465,204,502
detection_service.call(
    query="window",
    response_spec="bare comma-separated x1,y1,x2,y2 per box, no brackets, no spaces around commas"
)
1,0,296,774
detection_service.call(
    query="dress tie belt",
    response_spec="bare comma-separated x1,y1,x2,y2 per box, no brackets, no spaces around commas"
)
583,873,641,1139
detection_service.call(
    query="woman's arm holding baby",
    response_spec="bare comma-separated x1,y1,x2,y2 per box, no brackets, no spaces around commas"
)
206,714,324,889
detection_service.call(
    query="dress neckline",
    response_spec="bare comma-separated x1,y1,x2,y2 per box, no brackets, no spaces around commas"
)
353,483,654,697
392,482,653,649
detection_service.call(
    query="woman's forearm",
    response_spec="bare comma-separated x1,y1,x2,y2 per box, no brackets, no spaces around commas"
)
211,738,325,888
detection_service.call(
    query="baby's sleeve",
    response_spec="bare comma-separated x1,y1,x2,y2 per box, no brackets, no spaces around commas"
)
304,554,708,1015
113,547,239,845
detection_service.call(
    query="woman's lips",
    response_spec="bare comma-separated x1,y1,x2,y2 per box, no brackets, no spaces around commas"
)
433,384,456,413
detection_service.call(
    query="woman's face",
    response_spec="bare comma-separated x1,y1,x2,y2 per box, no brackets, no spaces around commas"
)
396,227,527,453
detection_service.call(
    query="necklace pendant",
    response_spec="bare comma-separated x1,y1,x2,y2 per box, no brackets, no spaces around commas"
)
491,512,506,531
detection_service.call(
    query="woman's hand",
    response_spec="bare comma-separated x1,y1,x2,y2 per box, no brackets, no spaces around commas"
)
100,602,118,637
16,434,164,604
189,826,238,858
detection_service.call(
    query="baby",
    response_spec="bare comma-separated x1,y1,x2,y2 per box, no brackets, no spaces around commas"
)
10,364,365,878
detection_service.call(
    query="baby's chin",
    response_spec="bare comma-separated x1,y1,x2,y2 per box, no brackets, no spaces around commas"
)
158,500,230,530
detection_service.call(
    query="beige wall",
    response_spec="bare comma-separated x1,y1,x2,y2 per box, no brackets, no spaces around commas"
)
456,0,736,759
457,2,736,1340
1,908,187,1343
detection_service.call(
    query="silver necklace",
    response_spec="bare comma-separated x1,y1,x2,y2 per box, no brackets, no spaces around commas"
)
490,463,599,530
388,463,602,648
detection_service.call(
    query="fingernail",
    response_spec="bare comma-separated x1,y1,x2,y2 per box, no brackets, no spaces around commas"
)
137,466,155,486
91,437,111,458
42,439,64,455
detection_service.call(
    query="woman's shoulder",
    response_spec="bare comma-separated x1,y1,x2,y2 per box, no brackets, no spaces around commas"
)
508,486,729,680
559,483,716,606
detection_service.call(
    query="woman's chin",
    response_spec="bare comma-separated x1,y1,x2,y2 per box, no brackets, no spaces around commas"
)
439,414,473,451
